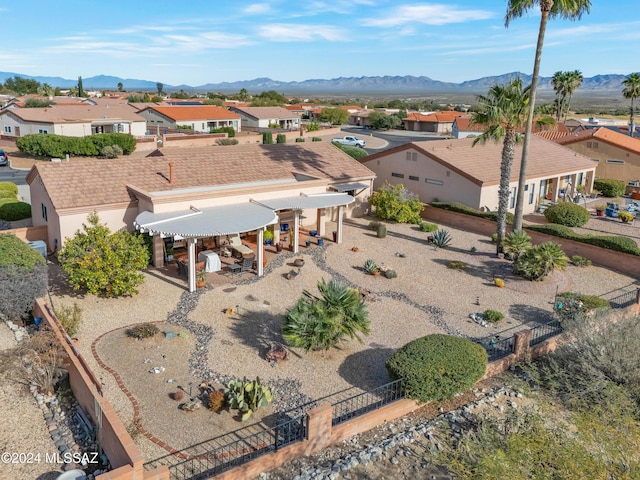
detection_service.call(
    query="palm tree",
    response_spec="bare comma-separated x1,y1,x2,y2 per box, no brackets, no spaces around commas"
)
471,78,530,255
623,72,640,138
564,69,584,121
551,71,569,121
507,0,591,233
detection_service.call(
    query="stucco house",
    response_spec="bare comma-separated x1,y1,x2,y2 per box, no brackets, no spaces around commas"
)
27,143,374,291
228,106,300,130
137,105,241,133
0,105,147,138
361,136,597,215
403,111,464,133
552,127,640,185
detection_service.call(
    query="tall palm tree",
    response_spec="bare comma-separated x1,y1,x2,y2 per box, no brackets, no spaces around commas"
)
564,69,584,121
551,71,569,121
508,0,591,233
471,79,530,255
623,72,640,138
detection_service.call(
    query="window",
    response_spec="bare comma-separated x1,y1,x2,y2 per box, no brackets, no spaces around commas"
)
391,172,404,178
3,126,11,133
606,159,624,164
405,152,417,161
586,141,592,148
509,187,516,208
41,204,47,222
38,129,48,134
202,123,205,130
409,175,419,181
425,178,444,186
528,183,535,204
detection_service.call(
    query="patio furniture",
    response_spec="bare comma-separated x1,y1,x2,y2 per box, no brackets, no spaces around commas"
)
198,250,221,272
227,263,242,276
235,255,255,273
227,233,254,258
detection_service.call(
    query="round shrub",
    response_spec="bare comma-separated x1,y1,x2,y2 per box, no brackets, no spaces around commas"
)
447,261,467,270
594,178,625,197
386,334,487,402
418,221,439,232
483,309,504,323
544,203,591,227
0,201,31,221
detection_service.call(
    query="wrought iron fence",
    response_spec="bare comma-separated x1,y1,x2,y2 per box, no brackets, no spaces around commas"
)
608,289,638,309
481,336,514,362
168,414,306,480
529,319,563,347
331,379,404,426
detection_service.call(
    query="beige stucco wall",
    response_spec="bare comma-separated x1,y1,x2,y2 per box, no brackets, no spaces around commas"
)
561,140,640,184
0,112,146,137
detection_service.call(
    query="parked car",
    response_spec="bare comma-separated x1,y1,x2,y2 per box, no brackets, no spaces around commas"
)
0,149,8,166
331,136,366,148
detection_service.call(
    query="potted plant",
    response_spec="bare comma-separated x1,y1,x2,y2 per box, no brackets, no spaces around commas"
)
618,211,635,223
595,204,606,217
196,270,206,288
263,229,274,245
305,237,311,247
275,242,283,253
165,246,174,262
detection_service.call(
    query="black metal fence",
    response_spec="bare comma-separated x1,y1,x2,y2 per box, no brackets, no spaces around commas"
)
529,319,563,347
331,379,405,426
167,414,306,480
483,336,514,361
608,289,638,309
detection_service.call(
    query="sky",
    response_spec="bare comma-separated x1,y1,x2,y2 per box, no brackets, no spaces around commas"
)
0,1,638,87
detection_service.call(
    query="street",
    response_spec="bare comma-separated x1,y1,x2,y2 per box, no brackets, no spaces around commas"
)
341,126,447,152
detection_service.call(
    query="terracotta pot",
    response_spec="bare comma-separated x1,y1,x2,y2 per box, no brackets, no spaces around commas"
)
196,281,206,289
596,210,605,217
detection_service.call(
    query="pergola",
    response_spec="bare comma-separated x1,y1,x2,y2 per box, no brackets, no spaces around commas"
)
134,192,354,292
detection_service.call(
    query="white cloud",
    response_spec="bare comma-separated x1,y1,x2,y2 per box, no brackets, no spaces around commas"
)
363,4,494,27
259,24,347,41
442,43,535,56
243,3,272,15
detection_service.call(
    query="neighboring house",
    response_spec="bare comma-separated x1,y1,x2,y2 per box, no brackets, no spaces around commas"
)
348,108,398,128
0,105,147,138
361,136,596,215
453,116,570,139
403,111,464,134
27,142,375,289
228,106,300,130
137,105,241,133
553,127,640,184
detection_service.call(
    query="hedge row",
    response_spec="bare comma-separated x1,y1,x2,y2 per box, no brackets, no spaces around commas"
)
17,133,136,158
593,178,625,197
430,202,514,224
525,223,640,256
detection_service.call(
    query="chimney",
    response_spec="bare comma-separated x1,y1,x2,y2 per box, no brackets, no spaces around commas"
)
169,162,175,185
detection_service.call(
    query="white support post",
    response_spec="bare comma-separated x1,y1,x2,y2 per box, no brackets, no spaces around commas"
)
336,205,344,244
293,211,300,254
316,208,326,236
257,229,264,277
187,238,196,293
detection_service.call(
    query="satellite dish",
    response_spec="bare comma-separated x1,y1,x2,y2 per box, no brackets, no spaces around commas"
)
56,470,87,480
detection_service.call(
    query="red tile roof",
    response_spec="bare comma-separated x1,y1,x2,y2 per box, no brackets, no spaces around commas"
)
554,127,640,155
139,105,239,121
29,143,375,210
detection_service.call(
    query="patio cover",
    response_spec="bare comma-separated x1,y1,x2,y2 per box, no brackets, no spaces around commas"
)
134,203,278,237
331,182,370,193
253,192,354,211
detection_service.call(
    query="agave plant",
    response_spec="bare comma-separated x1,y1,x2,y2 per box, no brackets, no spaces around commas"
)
514,241,567,281
503,230,532,262
363,259,379,275
224,377,274,421
431,230,452,248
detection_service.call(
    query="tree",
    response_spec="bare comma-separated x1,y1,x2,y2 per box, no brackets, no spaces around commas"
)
369,182,423,223
58,212,149,297
37,83,54,97
117,82,123,92
0,233,48,321
77,76,84,97
317,107,349,125
3,75,40,95
507,0,591,233
623,72,640,138
282,279,369,352
564,69,583,121
156,82,164,96
472,78,530,254
237,88,250,102
551,70,569,121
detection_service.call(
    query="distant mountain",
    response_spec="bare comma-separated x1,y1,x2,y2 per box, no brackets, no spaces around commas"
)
0,71,629,94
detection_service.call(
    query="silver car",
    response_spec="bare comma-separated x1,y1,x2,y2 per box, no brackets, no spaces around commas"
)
0,149,7,166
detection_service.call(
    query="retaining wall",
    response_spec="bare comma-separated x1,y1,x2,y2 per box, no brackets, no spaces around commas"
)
1,225,48,246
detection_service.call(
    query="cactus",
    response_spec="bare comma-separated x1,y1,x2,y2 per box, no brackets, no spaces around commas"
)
224,377,274,421
431,229,452,248
276,134,287,144
363,259,379,275
384,269,397,279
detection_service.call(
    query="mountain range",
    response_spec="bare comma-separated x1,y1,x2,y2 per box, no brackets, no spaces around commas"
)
0,71,628,95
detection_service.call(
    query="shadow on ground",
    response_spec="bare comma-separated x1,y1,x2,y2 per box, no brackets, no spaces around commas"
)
338,346,395,390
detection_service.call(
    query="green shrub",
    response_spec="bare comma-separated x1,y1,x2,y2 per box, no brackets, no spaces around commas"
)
570,255,592,267
431,229,452,248
276,134,286,144
16,133,136,157
334,143,369,160
216,138,239,146
490,233,498,244
544,203,591,227
367,221,381,231
618,211,635,223
483,309,504,323
0,191,15,199
447,261,467,270
554,292,611,321
0,201,31,221
210,126,235,138
418,221,438,232
514,241,567,281
386,334,487,402
594,178,625,197
370,183,423,224
306,121,320,132
0,182,18,195
503,230,532,261
431,202,514,224
525,224,640,256
262,132,273,144
126,322,159,339
295,137,305,142
311,137,322,142
100,145,123,158
53,303,82,337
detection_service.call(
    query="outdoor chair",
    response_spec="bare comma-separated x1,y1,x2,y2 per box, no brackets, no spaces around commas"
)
235,255,255,273
227,233,254,258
